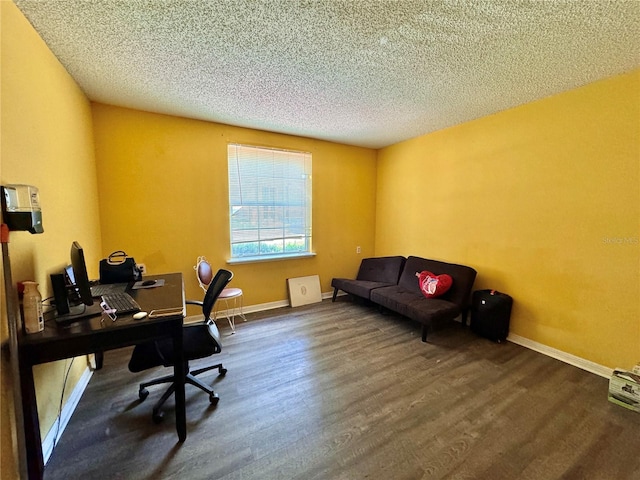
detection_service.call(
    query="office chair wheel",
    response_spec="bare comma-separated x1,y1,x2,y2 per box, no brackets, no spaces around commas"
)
139,388,149,401
209,393,219,406
152,410,164,424
219,367,227,376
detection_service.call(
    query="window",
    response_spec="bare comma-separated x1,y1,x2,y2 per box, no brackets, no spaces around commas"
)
227,144,312,261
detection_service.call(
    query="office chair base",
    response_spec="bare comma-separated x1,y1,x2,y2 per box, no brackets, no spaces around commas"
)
138,363,226,423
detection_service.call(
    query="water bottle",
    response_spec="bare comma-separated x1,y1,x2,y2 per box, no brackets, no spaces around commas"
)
23,281,44,333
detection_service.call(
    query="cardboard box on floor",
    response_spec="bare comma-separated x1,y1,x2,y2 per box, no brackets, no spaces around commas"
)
608,368,640,413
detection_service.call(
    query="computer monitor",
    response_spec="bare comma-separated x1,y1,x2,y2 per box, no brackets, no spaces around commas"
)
70,241,94,306
51,241,102,323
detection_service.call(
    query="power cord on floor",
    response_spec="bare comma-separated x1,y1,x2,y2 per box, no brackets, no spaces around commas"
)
49,357,75,458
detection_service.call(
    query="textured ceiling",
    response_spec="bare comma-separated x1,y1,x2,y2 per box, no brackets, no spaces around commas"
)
13,0,640,149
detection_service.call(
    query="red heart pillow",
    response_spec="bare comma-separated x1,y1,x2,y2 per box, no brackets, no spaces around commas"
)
417,271,453,298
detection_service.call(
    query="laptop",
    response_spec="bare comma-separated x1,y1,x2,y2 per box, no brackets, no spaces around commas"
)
64,264,129,298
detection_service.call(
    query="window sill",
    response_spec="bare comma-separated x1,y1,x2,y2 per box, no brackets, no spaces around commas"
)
227,252,316,265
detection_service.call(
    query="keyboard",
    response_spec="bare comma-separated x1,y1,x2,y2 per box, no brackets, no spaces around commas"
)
101,293,141,315
91,282,128,297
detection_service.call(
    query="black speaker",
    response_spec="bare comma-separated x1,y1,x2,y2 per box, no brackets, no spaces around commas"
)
50,273,70,315
470,289,513,343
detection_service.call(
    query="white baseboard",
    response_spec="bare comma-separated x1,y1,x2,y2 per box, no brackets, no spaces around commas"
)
507,333,613,379
324,291,345,300
244,290,337,311
243,298,290,313
239,291,340,311
232,295,612,381
187,292,337,323
185,298,292,324
42,366,93,465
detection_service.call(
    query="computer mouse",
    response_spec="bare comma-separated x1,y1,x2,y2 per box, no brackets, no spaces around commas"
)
142,280,157,286
133,311,148,320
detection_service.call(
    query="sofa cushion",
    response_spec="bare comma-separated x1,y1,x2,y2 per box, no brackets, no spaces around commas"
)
399,256,476,309
370,285,460,324
331,256,406,300
417,271,453,298
356,256,406,283
331,278,395,299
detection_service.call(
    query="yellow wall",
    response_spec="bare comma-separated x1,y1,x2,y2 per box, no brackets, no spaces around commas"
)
91,104,378,309
1,2,102,477
1,4,377,473
376,70,640,369
2,0,638,475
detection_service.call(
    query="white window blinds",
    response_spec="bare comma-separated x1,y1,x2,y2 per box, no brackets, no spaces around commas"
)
228,144,312,260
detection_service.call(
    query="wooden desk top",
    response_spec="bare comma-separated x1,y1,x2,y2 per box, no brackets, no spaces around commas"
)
18,272,185,365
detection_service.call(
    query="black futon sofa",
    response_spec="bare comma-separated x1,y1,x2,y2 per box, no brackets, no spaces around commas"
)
332,256,477,342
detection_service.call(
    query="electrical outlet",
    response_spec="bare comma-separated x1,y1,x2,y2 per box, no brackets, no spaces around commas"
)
136,263,147,275
356,246,361,254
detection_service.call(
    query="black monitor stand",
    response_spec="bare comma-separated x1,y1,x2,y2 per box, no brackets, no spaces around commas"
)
50,273,103,325
53,303,104,325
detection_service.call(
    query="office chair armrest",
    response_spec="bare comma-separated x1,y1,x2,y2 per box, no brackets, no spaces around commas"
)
186,300,204,307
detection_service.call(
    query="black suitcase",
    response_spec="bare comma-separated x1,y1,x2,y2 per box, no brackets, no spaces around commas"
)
470,289,513,342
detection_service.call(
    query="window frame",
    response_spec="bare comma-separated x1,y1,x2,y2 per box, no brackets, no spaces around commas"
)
227,143,314,264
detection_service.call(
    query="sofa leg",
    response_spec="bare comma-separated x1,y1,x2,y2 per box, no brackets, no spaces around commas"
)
332,288,338,302
421,324,428,342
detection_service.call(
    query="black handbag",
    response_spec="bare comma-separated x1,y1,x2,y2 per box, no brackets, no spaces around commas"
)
99,251,142,284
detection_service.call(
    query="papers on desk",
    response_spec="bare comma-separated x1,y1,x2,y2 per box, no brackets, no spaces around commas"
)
149,307,185,318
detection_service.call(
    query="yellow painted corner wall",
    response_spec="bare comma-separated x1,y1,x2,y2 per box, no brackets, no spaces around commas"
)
91,103,377,310
376,70,640,370
1,2,102,477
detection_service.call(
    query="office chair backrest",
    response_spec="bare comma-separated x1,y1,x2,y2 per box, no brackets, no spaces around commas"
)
195,256,214,292
202,269,234,320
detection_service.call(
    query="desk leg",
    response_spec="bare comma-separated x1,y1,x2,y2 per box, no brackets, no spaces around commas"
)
20,361,44,479
172,326,186,442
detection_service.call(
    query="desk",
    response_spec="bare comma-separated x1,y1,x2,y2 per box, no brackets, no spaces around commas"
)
17,273,187,480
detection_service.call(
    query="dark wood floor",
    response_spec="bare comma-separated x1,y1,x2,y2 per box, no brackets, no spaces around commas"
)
44,298,640,480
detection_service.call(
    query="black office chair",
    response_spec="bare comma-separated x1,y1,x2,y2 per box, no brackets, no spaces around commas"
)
128,268,233,423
